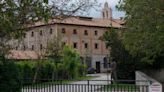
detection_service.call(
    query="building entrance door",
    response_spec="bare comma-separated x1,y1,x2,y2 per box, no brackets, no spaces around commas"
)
96,62,101,73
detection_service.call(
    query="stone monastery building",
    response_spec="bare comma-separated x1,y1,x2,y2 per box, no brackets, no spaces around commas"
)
11,2,124,73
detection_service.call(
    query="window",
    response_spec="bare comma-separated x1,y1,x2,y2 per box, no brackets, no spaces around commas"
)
23,46,26,51
62,28,65,34
31,31,34,37
95,30,98,35
50,28,53,34
23,33,26,38
84,43,88,49
106,11,108,18
103,12,105,18
40,44,43,50
103,57,108,68
95,43,98,49
31,45,34,50
86,57,92,68
73,42,77,49
40,30,42,36
73,29,77,34
84,30,88,35
106,45,108,49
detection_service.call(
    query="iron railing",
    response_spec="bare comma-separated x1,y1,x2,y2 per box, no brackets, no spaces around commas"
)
21,80,149,92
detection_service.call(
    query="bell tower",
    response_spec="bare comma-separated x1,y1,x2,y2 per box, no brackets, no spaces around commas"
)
102,2,112,19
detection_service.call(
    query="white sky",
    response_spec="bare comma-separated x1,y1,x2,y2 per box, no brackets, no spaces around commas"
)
49,0,125,19
88,0,125,19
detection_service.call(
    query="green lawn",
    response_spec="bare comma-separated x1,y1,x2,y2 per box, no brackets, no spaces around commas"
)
98,84,140,91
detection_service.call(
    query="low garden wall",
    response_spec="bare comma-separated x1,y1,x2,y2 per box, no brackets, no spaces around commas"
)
136,71,162,92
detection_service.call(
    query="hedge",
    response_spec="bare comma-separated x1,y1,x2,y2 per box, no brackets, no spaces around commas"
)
0,60,21,92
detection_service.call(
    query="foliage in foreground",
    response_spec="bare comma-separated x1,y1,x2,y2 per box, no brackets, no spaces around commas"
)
16,46,86,83
117,0,164,67
0,60,21,92
102,0,164,80
102,29,144,80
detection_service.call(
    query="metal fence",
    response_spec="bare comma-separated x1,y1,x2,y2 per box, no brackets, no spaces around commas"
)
21,80,149,92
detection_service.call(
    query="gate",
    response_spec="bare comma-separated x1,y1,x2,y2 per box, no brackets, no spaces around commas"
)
21,80,149,92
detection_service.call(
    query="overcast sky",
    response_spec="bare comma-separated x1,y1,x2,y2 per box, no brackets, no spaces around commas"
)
49,0,125,19
88,0,125,19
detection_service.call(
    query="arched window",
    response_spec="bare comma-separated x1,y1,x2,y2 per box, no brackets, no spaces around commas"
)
103,12,105,18
31,31,34,37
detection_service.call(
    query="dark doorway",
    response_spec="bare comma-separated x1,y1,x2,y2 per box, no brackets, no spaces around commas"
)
96,62,101,73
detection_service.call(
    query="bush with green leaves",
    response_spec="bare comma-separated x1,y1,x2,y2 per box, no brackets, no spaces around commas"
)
61,46,81,79
0,60,21,92
17,61,55,82
16,48,86,81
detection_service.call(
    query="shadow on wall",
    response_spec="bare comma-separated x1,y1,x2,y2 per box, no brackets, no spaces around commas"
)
143,69,164,92
162,82,164,92
144,69,164,81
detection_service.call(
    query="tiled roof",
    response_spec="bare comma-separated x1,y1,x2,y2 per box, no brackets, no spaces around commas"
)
7,50,39,59
113,19,125,25
29,16,123,28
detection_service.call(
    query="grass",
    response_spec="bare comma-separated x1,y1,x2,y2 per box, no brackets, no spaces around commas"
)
98,83,140,91
75,76,97,80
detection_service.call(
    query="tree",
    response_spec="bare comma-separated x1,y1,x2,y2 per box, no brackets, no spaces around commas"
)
0,0,98,90
117,0,164,68
0,60,21,92
61,46,81,79
0,0,98,58
45,34,63,81
0,0,50,58
102,28,140,80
